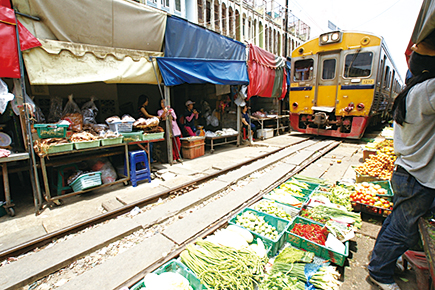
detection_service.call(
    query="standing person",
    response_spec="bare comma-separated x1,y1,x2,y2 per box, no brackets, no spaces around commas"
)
368,33,435,290
241,105,256,139
157,99,182,162
138,95,158,119
183,100,199,136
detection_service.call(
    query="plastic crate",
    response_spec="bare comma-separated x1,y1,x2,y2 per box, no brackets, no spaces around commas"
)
130,259,204,290
351,197,393,217
69,171,102,192
251,198,300,221
182,143,205,159
263,192,308,209
108,121,133,133
142,132,164,141
353,166,388,183
34,124,69,139
0,201,7,217
360,180,394,197
73,140,100,150
100,136,123,146
229,208,291,257
121,132,143,143
286,216,349,266
41,142,74,154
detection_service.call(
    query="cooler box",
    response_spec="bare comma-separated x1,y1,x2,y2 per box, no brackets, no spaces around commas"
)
257,128,274,139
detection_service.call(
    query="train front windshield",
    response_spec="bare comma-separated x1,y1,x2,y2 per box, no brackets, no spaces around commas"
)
344,52,373,77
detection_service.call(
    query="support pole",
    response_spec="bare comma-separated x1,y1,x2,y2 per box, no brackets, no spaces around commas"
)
284,0,289,56
164,87,173,165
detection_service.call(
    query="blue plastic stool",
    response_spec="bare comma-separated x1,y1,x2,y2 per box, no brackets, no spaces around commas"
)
124,150,151,187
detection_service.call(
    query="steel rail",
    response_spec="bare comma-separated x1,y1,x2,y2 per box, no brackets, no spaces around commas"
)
0,138,309,261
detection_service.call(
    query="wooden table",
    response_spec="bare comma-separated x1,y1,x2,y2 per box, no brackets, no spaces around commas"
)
38,143,130,205
205,134,238,153
418,217,435,288
250,115,290,139
0,152,29,216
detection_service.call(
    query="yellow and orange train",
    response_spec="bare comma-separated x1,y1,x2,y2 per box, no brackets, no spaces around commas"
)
289,31,403,139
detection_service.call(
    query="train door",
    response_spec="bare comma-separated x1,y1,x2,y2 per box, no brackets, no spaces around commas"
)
314,53,339,108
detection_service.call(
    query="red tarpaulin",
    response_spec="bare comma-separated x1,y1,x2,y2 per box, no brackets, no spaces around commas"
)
247,43,287,100
0,4,41,78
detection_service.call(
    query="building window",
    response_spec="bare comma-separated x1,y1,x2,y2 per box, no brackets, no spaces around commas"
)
198,0,203,24
242,18,245,37
206,0,211,25
214,1,219,30
161,0,169,8
235,10,240,40
229,7,233,37
175,0,181,11
222,4,227,35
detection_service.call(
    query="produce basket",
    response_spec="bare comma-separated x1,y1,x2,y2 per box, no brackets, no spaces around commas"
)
251,198,301,221
130,259,204,290
286,216,349,266
34,123,69,139
73,140,100,150
142,132,164,141
351,197,393,217
229,208,291,257
262,192,308,209
41,142,74,154
108,121,134,133
100,136,123,146
69,171,102,192
353,166,387,183
121,132,143,142
355,180,394,197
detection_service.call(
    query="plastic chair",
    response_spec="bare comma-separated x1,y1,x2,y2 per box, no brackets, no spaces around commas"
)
402,250,430,290
124,150,151,187
52,163,79,196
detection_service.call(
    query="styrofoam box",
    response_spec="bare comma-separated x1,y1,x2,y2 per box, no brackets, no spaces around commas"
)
257,128,274,139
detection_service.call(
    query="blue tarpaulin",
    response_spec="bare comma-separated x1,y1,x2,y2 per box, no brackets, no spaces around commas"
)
165,16,246,60
156,57,249,86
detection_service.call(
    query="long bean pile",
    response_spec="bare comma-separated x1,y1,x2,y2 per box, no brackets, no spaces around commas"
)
259,273,305,290
180,239,267,290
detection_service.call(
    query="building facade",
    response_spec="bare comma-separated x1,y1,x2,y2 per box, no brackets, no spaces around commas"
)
135,0,310,57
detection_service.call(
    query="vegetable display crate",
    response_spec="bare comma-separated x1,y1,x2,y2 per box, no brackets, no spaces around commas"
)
262,193,308,209
353,166,388,183
73,140,100,150
286,216,349,266
34,123,69,139
358,180,394,197
100,136,123,146
284,178,321,191
121,132,143,142
142,132,164,141
69,171,102,192
229,208,291,257
41,142,74,154
0,201,7,217
108,121,133,133
130,259,204,290
251,198,301,221
352,198,393,217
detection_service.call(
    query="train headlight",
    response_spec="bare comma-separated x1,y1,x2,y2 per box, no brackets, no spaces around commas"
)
319,31,342,45
357,103,365,111
292,102,298,108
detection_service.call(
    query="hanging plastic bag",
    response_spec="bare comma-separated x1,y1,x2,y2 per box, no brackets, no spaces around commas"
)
0,80,14,114
47,96,63,123
12,82,35,116
31,96,46,123
62,94,83,132
81,96,98,124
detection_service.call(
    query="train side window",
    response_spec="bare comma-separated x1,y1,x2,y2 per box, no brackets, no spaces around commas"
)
344,52,373,78
322,59,336,80
294,59,314,81
384,66,390,88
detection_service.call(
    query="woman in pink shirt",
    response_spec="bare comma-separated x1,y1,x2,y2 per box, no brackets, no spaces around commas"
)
157,99,182,162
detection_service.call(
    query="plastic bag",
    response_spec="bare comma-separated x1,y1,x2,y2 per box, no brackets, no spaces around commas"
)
0,80,14,114
62,94,83,132
81,97,98,124
47,96,63,123
87,158,117,184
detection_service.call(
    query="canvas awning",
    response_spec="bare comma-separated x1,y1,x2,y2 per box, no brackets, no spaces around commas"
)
23,39,163,85
12,0,166,52
247,43,287,100
157,16,248,86
405,0,435,62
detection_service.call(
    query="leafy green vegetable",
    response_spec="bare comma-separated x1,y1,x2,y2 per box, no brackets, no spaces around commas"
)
274,247,314,264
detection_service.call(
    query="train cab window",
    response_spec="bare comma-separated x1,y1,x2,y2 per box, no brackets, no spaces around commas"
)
294,59,314,81
344,52,373,78
322,59,336,80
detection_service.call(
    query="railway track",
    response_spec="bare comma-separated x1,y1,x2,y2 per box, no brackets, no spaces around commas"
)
0,137,344,290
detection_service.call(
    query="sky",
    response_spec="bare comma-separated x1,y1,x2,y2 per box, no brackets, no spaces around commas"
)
285,0,423,81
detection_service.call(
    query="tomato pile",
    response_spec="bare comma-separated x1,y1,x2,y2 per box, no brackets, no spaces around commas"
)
350,183,393,215
290,223,328,246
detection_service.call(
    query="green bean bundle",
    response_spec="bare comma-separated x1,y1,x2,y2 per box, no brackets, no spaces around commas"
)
180,239,267,290
259,273,305,290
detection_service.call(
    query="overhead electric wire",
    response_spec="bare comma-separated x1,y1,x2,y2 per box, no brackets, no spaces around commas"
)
352,0,404,29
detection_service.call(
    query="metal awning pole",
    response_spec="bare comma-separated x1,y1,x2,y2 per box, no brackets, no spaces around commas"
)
13,11,43,214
